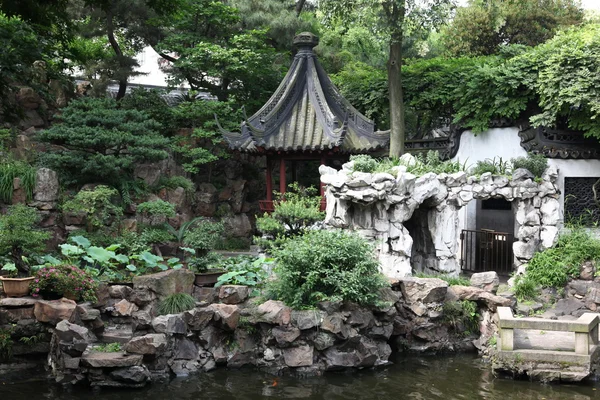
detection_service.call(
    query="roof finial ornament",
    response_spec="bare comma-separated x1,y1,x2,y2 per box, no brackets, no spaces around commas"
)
293,32,319,53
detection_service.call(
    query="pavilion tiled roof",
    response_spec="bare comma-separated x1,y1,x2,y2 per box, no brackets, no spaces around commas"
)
219,32,389,153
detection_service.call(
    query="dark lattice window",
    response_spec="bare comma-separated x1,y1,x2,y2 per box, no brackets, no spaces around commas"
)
564,177,600,226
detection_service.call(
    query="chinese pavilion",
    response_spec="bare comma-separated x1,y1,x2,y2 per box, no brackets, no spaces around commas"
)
219,32,390,212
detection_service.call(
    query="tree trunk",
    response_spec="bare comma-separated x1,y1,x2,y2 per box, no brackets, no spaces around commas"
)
296,0,307,16
387,39,405,158
106,10,128,101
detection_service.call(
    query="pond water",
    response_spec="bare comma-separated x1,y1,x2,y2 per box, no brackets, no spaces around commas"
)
1,354,599,399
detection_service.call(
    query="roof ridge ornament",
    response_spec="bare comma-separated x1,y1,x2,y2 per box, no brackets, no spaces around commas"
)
293,32,319,54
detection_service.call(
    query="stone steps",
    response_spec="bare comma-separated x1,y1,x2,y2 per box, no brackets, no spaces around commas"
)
81,351,143,368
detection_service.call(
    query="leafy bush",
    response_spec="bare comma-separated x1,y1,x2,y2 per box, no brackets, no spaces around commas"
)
62,185,123,234
350,154,379,173
470,157,511,176
183,220,224,256
158,293,196,315
214,255,271,293
255,184,324,250
214,236,251,251
137,199,176,217
0,204,50,276
37,97,170,186
0,159,36,204
443,300,479,334
187,251,223,273
414,272,471,286
511,153,548,178
525,227,600,288
30,264,98,302
93,343,122,353
153,176,195,195
513,274,538,301
268,230,388,309
139,227,175,245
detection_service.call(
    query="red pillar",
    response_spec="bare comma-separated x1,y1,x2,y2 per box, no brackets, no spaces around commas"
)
319,155,326,197
266,157,273,202
279,157,286,194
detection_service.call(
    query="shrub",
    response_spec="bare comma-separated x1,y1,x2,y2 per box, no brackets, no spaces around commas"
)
37,97,170,186
0,204,50,276
0,159,36,204
183,220,224,256
0,327,12,361
139,227,175,245
187,252,223,273
62,185,123,233
513,275,538,301
443,300,479,334
350,154,379,173
255,184,324,250
511,153,548,178
525,227,600,288
93,343,122,353
153,176,195,196
158,293,196,315
30,264,98,302
268,230,388,309
470,157,511,176
214,255,271,293
137,199,176,226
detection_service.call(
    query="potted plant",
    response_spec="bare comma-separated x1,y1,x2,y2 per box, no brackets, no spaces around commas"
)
0,262,34,297
183,248,225,286
29,264,98,302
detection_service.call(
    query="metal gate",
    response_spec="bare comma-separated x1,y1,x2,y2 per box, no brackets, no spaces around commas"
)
460,229,514,274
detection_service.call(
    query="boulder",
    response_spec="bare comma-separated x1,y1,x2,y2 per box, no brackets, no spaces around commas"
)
33,168,59,202
218,285,249,305
109,285,134,300
133,269,195,300
81,352,143,368
255,300,291,325
152,314,186,334
34,298,77,325
291,310,324,330
283,345,314,367
170,360,200,377
112,299,138,317
470,271,500,293
55,320,96,343
183,307,214,331
321,313,344,334
580,261,595,281
174,337,198,360
272,326,301,345
193,286,218,303
208,303,240,330
399,278,448,304
132,310,153,331
449,286,513,311
110,366,151,384
125,334,167,355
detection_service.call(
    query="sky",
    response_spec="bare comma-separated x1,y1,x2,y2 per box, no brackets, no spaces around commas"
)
582,0,600,10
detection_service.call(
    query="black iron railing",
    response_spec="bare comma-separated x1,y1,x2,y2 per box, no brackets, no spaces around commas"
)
460,229,514,275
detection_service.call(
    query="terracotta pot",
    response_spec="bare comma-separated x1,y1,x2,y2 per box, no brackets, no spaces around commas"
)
0,277,35,297
194,270,226,287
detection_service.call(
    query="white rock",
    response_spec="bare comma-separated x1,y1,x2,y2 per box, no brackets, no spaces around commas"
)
540,226,559,250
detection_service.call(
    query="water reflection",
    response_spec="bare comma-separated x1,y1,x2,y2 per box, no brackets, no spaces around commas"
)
1,354,599,400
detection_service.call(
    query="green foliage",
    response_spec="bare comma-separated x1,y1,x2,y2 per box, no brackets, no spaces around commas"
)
183,220,225,256
137,199,176,219
471,157,511,176
0,204,50,276
38,98,170,186
525,227,600,288
511,153,548,178
0,158,36,203
213,236,251,251
350,152,464,176
0,327,13,360
30,264,98,302
158,293,196,315
139,227,175,245
187,251,223,274
214,255,272,293
153,176,195,196
513,275,538,301
441,0,584,56
120,88,178,135
256,184,324,251
169,100,239,174
442,300,479,334
93,343,122,353
62,186,123,233
414,273,471,286
268,230,388,309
